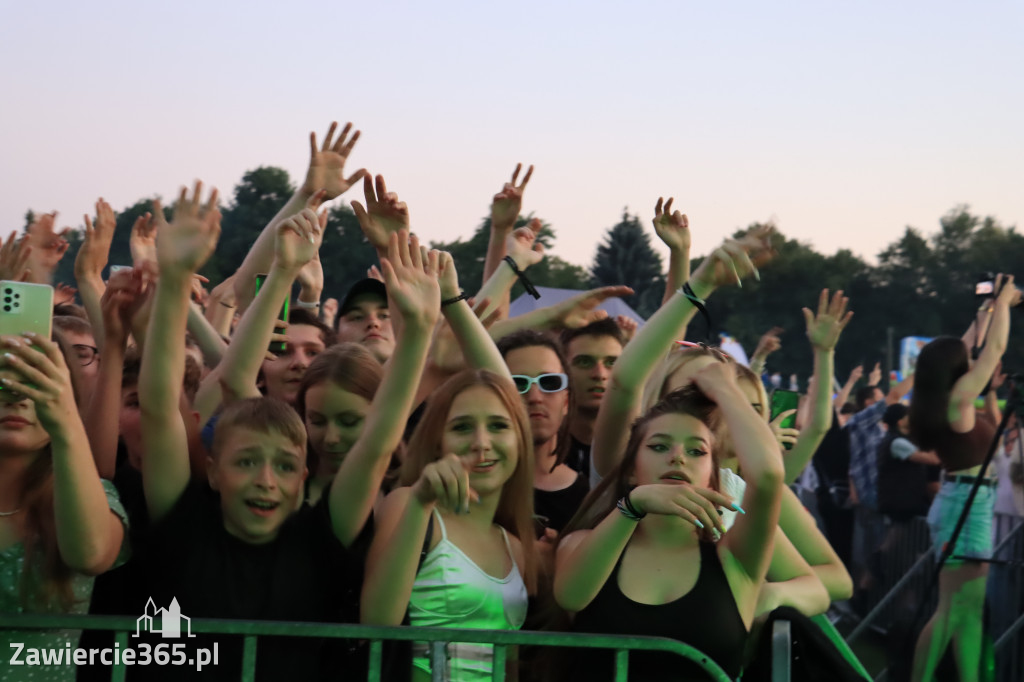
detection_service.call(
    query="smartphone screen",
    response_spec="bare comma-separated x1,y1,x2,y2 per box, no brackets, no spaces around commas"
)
975,281,994,297
770,389,800,431
254,274,289,354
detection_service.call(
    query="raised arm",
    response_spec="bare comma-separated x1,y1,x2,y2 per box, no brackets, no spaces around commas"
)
482,164,533,287
217,199,326,406
487,285,634,341
592,225,775,477
652,197,691,307
85,269,146,478
834,364,862,411
694,363,785,590
438,252,509,377
2,334,124,574
234,122,366,312
748,326,784,377
24,212,70,285
949,276,1020,432
140,183,221,523
331,229,440,548
475,221,544,321
73,200,118,348
784,290,852,484
204,273,237,339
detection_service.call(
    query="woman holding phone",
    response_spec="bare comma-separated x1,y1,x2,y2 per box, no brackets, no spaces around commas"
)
0,326,127,682
909,276,1021,682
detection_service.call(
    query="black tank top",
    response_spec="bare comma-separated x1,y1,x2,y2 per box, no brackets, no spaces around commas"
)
571,540,748,681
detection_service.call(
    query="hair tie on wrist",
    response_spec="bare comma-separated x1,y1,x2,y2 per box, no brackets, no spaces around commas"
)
219,301,236,309
441,291,468,308
294,299,321,310
678,282,712,343
616,490,646,521
503,256,540,300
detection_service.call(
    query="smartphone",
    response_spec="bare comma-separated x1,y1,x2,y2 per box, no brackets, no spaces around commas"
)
0,281,54,395
770,388,800,431
254,274,289,354
975,280,994,297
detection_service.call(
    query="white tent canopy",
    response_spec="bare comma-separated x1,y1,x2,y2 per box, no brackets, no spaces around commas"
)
509,287,645,325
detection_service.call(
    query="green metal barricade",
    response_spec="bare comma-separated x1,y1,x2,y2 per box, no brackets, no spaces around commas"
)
0,613,737,682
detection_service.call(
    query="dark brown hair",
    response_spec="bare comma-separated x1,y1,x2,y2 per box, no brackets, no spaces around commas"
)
909,336,970,450
496,330,574,470
560,386,722,542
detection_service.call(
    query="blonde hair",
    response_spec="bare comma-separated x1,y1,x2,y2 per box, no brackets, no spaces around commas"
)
642,344,729,413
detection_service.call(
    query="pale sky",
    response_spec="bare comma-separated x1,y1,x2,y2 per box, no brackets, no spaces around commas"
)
2,1,1021,270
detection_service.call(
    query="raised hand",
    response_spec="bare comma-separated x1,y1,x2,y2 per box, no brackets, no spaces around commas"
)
652,197,690,252
615,314,638,342
754,326,784,359
868,362,882,387
505,219,545,269
153,182,221,276
101,268,147,346
690,225,775,291
412,453,479,513
301,121,368,200
995,274,1023,308
75,199,118,281
129,212,157,268
0,333,79,434
630,482,733,534
26,212,71,272
690,360,741,402
321,297,339,329
803,289,853,352
0,232,31,282
54,283,77,307
351,175,410,252
552,285,635,329
379,230,441,330
296,248,324,297
437,250,461,300
846,365,863,385
367,264,384,282
491,163,533,231
274,208,325,273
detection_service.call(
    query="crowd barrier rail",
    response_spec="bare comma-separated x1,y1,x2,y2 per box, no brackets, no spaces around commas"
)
1,613,794,681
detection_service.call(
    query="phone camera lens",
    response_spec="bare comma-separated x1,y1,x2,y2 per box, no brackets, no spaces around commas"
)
3,297,9,303
13,303,19,308
3,288,10,295
2,306,9,312
13,293,20,299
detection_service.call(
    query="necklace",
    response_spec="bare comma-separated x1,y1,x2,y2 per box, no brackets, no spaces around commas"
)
0,509,22,517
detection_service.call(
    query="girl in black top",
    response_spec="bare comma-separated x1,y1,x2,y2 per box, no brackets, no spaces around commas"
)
554,361,785,681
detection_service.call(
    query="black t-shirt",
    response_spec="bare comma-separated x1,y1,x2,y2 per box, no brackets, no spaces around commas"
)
566,435,592,479
139,482,369,681
534,473,590,533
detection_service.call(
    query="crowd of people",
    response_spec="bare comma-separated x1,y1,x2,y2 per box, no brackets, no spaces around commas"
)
0,120,1021,682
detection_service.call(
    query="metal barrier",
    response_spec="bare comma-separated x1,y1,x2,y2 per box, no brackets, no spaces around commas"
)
0,613,746,682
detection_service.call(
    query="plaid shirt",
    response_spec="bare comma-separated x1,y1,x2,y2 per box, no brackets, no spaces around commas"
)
844,400,887,510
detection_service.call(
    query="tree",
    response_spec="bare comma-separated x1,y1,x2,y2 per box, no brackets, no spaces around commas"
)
589,210,664,317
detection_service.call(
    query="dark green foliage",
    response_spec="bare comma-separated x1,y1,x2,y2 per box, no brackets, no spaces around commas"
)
589,210,665,317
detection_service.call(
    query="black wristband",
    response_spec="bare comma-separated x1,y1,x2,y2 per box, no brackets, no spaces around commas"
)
441,291,468,308
503,255,540,300
623,490,647,519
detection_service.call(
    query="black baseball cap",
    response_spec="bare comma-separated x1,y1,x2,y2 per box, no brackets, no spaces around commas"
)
339,278,387,316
